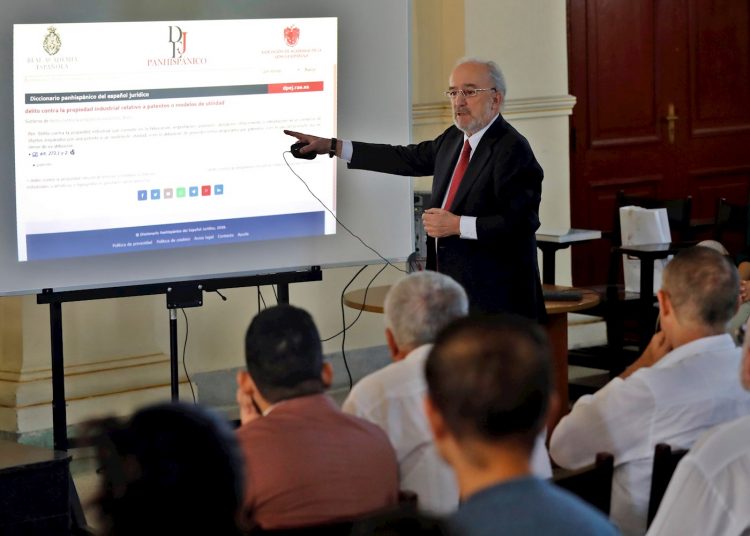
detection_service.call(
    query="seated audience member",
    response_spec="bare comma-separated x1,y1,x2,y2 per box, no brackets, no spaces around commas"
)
696,239,750,344
647,316,750,535
89,401,245,536
343,271,552,514
425,315,618,535
695,239,729,256
550,246,750,536
236,304,399,529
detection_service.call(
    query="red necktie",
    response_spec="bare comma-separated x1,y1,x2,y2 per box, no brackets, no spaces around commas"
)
443,140,471,211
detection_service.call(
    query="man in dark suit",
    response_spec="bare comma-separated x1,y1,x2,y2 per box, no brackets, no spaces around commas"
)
286,58,545,319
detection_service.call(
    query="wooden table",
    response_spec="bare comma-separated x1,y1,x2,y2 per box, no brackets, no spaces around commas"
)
542,285,601,432
343,284,600,434
536,229,602,284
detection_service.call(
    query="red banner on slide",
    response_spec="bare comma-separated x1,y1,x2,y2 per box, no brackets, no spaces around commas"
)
267,81,324,93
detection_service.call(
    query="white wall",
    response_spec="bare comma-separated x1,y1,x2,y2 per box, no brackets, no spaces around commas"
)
465,0,574,281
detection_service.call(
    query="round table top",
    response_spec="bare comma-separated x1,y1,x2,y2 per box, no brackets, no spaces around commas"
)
343,284,600,315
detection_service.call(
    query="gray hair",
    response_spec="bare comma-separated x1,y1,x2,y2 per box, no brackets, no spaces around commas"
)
663,246,739,329
384,271,469,349
454,56,507,98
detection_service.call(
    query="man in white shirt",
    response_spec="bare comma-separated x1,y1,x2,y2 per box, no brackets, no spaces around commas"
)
646,317,750,536
550,246,750,536
342,271,552,514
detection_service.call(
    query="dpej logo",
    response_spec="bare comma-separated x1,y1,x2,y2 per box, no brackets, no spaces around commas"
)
43,26,62,56
168,25,187,58
147,25,205,66
284,25,300,47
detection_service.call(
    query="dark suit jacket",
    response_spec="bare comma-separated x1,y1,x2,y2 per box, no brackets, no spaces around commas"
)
349,116,545,320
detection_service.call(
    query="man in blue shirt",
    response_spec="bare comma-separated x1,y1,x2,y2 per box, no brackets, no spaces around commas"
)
423,315,619,536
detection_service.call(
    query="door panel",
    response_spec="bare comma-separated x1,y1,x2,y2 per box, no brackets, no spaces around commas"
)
588,0,659,146
689,0,750,134
569,0,750,285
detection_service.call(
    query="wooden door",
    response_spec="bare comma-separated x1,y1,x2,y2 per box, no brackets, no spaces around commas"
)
569,0,750,285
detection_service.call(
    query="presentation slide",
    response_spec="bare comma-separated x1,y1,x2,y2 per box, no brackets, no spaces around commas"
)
13,18,337,262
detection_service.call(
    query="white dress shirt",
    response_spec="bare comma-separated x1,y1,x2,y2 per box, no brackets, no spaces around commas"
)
341,114,499,241
437,114,499,240
342,344,552,515
647,414,750,536
550,334,750,536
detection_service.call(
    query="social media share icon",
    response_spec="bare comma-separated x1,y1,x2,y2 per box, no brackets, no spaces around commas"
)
151,189,161,200
164,188,174,199
214,184,224,195
189,186,199,197
176,187,186,198
137,190,148,201
201,185,211,196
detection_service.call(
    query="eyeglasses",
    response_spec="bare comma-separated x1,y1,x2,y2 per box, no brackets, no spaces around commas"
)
444,88,497,99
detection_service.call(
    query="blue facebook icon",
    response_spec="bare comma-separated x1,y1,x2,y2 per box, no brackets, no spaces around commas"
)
137,190,148,201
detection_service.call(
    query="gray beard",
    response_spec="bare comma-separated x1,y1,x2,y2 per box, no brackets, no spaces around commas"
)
454,116,488,136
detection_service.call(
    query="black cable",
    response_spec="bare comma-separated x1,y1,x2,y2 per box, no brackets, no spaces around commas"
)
319,264,367,390
340,263,388,390
320,265,369,342
339,277,359,391
321,263,387,342
257,287,261,312
214,289,228,302
335,264,387,391
283,151,407,274
180,308,196,403
258,287,267,309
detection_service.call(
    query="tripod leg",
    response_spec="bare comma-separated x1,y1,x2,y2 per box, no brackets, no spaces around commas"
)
277,283,289,304
169,308,179,401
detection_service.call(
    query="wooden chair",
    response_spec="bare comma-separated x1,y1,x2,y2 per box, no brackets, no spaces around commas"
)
248,520,354,535
552,452,615,515
646,443,689,528
569,192,693,393
605,192,693,351
350,507,449,535
248,492,419,535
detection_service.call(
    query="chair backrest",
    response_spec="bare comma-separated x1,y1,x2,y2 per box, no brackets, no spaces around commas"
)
249,520,355,536
248,493,419,536
713,197,750,255
552,452,615,515
646,443,689,527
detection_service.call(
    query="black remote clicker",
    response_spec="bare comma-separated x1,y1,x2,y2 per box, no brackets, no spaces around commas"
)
290,141,317,160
